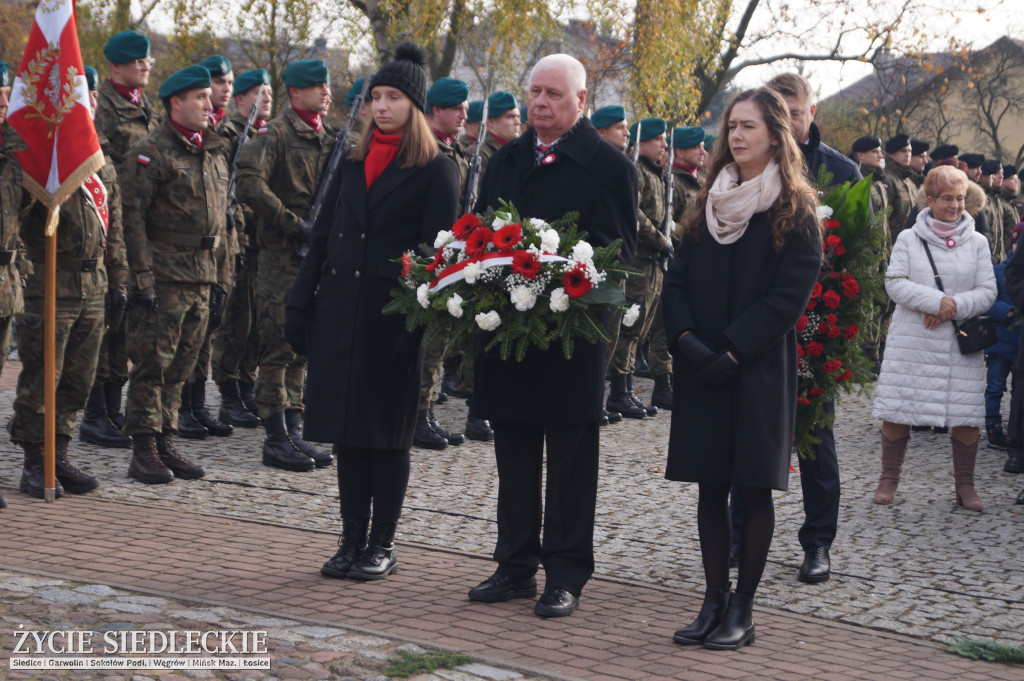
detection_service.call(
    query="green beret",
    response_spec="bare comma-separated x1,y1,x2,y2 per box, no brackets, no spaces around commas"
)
84,66,98,91
467,100,484,123
629,117,666,143
704,133,715,153
520,104,528,124
103,30,150,64
345,76,373,106
672,126,705,149
0,62,11,88
486,91,517,118
159,65,211,99
591,105,625,129
427,77,469,109
283,59,329,88
233,69,270,96
198,55,231,79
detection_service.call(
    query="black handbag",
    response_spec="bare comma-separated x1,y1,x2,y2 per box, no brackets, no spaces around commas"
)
920,238,996,355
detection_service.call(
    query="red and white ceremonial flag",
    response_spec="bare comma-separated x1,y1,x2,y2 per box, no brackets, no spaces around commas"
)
7,0,103,235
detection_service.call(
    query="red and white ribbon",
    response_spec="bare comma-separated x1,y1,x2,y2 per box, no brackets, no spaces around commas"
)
428,251,567,292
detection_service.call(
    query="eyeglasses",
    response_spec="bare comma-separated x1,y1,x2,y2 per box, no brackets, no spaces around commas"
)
130,57,155,69
932,194,966,205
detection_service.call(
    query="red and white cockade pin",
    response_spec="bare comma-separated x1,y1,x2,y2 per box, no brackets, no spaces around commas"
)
542,153,555,165
136,154,150,165
946,238,956,248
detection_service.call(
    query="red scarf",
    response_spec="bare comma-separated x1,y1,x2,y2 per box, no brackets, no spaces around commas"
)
170,119,203,148
489,131,509,147
109,79,142,106
433,129,455,147
365,130,401,188
208,107,226,127
291,106,322,132
255,119,267,130
673,161,699,178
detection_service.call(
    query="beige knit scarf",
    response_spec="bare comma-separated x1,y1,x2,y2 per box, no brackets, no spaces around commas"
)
705,159,782,244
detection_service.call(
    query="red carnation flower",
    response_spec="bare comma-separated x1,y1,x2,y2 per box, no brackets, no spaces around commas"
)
807,301,817,310
465,228,491,257
834,245,846,256
425,247,446,272
844,324,859,340
827,324,841,339
823,359,842,373
826,313,837,324
842,278,860,298
811,282,823,299
796,315,809,332
808,387,824,397
818,321,831,335
825,218,840,230
563,263,592,298
826,234,842,247
401,252,411,278
805,341,824,356
511,250,541,279
493,223,523,252
836,369,853,382
452,213,483,239
823,289,841,309
797,344,805,359
797,397,812,405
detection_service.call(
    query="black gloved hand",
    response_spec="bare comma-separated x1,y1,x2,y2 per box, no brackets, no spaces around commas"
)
697,352,740,383
208,285,227,329
284,306,312,356
674,332,715,367
128,292,159,313
106,290,127,329
661,243,675,260
235,251,246,273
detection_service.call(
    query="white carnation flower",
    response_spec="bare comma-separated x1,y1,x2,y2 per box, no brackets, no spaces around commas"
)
816,205,833,219
549,287,570,313
416,283,430,309
463,261,481,284
475,310,501,331
529,217,551,231
510,285,538,312
434,230,453,249
540,228,560,253
572,241,594,264
492,213,509,229
446,293,464,318
622,303,641,327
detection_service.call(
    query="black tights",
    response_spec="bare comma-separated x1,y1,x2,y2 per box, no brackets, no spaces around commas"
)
334,445,410,525
697,482,774,597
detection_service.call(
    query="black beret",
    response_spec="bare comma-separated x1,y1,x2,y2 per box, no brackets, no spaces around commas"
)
427,77,469,109
1003,165,1017,177
910,139,930,155
590,105,625,129
283,59,330,88
629,117,666,142
159,65,211,99
198,55,231,78
673,126,705,149
931,144,958,161
371,42,428,112
0,62,11,88
486,91,517,118
520,104,528,124
960,153,985,169
885,133,911,154
103,30,150,64
233,69,270,96
852,135,882,153
980,159,1002,175
466,100,484,123
84,66,98,91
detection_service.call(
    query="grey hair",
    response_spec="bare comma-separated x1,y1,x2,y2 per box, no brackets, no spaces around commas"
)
530,54,586,94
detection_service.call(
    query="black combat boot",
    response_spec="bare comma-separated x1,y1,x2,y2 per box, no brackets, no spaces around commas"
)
239,380,259,417
176,383,208,439
650,373,674,411
428,408,464,445
79,383,131,448
627,375,657,416
128,433,174,485
156,431,206,479
217,380,261,428
104,381,127,430
607,374,646,419
262,411,315,471
284,409,333,467
191,381,233,436
634,346,651,378
348,521,398,580
320,516,369,579
464,405,493,441
55,435,99,494
19,441,64,499
413,409,448,450
442,356,464,397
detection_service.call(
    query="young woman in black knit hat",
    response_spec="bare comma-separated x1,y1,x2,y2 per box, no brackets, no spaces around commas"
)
286,42,461,580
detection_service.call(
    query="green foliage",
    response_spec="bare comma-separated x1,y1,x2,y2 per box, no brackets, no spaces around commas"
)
946,637,1024,664
384,649,474,678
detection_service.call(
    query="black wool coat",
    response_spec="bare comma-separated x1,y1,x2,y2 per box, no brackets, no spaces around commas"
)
662,212,821,490
288,154,461,448
471,119,638,425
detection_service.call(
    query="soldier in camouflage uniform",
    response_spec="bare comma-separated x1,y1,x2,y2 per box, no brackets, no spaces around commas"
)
851,135,892,366
211,68,273,430
344,77,372,150
607,117,671,420
980,159,1008,262
1004,165,1023,224
882,134,916,243
236,59,335,472
82,30,159,450
959,153,999,259
120,66,232,485
457,100,483,157
647,126,707,411
478,91,520,177
909,139,929,188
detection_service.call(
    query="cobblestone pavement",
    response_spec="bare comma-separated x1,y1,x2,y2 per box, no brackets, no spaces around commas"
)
0,372,1021,650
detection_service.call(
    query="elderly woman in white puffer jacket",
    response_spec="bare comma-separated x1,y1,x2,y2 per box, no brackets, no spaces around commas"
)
872,165,997,512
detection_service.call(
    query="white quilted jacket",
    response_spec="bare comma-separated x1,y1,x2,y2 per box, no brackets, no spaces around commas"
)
872,209,997,427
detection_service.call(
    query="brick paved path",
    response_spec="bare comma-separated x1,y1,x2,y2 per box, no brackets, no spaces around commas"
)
1,495,1019,681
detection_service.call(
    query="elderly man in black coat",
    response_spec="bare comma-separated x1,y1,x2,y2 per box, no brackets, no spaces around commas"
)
466,53,638,618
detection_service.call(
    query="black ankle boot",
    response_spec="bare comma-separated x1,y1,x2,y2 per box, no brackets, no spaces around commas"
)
262,411,315,471
19,441,64,499
465,412,493,441
703,591,755,650
285,409,333,467
428,408,464,445
191,381,233,436
55,435,99,494
79,383,131,448
321,516,369,578
627,375,657,416
348,521,398,580
650,373,673,410
239,381,259,416
177,383,208,439
673,584,730,645
607,374,646,418
217,380,261,428
413,409,448,450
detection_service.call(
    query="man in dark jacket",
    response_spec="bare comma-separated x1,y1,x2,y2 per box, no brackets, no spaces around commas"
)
467,54,638,618
763,73,862,585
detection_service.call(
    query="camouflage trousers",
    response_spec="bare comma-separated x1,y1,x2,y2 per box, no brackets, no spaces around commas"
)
457,343,476,394
419,336,447,409
8,294,104,441
211,251,259,387
646,295,672,378
608,260,663,376
0,315,11,378
94,308,130,386
254,292,304,419
124,283,210,436
191,280,234,384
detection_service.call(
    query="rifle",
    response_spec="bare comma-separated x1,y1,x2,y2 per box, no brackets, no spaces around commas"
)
660,129,675,272
296,76,371,258
225,86,262,268
631,119,641,165
462,94,489,214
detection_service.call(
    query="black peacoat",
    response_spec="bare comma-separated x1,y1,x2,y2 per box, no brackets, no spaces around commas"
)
471,119,638,425
288,153,461,448
662,211,821,490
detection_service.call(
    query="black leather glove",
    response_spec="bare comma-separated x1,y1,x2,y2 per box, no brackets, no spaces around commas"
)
674,332,715,367
235,251,246,273
660,243,675,260
106,290,127,329
208,285,227,329
284,306,311,356
128,292,159,313
697,351,740,383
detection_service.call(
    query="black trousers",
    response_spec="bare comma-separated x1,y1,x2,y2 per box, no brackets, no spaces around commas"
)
491,421,600,597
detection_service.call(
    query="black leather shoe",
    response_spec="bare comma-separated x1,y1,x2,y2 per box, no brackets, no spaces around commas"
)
534,587,579,618
798,545,831,584
605,408,622,424
468,573,537,602
465,416,494,442
1005,449,1024,474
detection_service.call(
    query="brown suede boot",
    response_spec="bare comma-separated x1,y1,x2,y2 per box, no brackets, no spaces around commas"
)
874,432,909,505
156,431,205,480
952,437,983,512
128,433,174,485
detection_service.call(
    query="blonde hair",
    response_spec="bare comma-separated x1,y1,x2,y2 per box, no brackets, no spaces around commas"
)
349,102,437,169
924,165,968,198
765,72,814,105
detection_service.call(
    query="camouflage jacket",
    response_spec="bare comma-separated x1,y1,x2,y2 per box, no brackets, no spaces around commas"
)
984,185,1007,261
216,111,252,252
867,168,891,253
20,162,127,300
120,118,231,293
94,79,159,166
456,134,478,159
882,160,917,240
478,133,503,180
236,107,335,252
910,170,925,188
635,155,670,261
0,124,25,317
1008,190,1024,224
996,192,1018,255
436,135,470,210
671,165,702,241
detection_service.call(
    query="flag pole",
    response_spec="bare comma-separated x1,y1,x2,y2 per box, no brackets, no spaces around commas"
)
44,207,58,502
